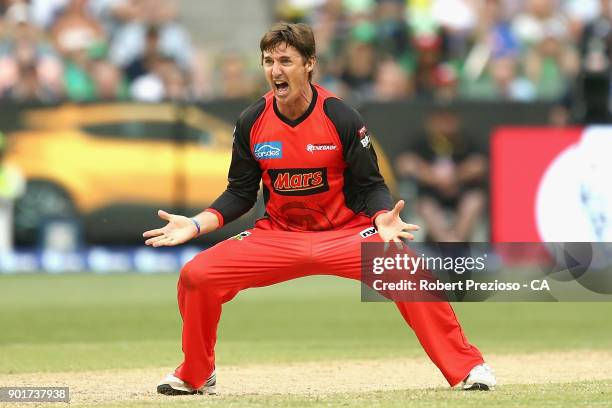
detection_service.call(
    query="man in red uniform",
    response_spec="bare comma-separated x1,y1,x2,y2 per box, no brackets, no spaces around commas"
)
144,22,496,395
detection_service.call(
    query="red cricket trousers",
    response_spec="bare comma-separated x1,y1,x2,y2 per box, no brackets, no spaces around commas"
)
174,215,484,389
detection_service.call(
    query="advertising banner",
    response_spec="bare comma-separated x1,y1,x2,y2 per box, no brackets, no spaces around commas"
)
491,126,612,242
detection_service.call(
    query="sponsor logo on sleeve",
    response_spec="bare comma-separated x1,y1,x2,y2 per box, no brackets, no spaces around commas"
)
269,168,329,196
254,141,283,159
230,231,252,240
306,143,337,153
358,126,371,148
359,226,378,238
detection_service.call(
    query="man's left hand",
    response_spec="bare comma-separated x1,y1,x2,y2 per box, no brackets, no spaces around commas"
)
374,200,420,244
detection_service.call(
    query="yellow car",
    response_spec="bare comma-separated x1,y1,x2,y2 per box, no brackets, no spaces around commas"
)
6,103,397,245
7,103,234,244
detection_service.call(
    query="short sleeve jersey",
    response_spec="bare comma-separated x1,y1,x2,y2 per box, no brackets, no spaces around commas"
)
208,83,392,231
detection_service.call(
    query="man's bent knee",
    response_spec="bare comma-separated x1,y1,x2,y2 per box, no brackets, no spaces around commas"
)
179,258,214,290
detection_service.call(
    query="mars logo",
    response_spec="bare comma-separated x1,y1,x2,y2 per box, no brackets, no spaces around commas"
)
306,143,337,153
358,126,371,148
269,168,329,196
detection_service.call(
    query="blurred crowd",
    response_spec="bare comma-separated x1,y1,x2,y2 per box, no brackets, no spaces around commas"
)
281,0,612,104
0,0,219,103
1,0,611,105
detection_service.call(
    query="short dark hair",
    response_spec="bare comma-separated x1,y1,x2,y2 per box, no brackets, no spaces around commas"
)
260,22,316,80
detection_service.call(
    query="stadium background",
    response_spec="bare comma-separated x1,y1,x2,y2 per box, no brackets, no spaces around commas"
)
0,0,611,407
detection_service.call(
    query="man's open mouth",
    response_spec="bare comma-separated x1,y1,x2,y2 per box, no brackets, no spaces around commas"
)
274,80,289,95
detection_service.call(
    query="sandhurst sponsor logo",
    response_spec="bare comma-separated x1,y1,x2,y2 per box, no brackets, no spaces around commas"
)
359,227,377,238
306,143,337,153
254,142,282,159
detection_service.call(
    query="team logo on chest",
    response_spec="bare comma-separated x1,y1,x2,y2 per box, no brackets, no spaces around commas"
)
254,141,283,159
268,168,329,196
306,143,337,153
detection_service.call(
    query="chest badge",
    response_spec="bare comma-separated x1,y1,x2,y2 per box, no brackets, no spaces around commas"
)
254,142,283,159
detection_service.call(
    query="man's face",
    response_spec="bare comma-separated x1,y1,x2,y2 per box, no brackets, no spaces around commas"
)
262,43,313,103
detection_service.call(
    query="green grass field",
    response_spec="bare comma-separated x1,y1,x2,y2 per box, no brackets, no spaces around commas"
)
1,273,611,407
100,382,612,408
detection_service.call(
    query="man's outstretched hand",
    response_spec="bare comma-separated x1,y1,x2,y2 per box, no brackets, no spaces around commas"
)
374,200,420,243
143,210,199,247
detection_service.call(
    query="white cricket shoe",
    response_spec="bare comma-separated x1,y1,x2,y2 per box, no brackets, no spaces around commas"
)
462,363,496,390
157,371,216,395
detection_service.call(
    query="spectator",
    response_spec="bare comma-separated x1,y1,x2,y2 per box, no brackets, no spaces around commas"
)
123,24,163,82
432,62,459,101
489,55,536,100
129,56,189,102
372,58,413,100
459,0,536,100
580,0,612,73
0,2,64,101
308,0,350,59
412,32,446,98
217,53,256,100
431,0,478,61
513,0,579,99
106,0,202,99
156,57,190,101
108,0,193,72
395,108,487,242
51,0,106,57
375,0,410,60
51,0,107,101
578,0,612,122
90,58,128,100
337,31,377,101
3,61,60,102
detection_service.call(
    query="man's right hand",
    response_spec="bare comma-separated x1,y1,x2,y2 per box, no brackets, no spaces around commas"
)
143,210,200,247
